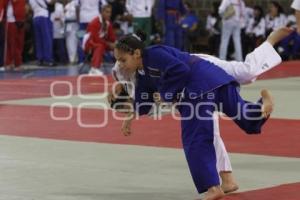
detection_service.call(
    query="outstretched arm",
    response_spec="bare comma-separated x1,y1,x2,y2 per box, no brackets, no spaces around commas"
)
195,27,293,85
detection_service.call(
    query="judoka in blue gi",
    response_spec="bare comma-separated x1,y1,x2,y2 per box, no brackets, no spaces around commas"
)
279,30,300,60
112,32,275,200
110,26,290,195
29,0,54,65
156,0,186,50
179,2,199,51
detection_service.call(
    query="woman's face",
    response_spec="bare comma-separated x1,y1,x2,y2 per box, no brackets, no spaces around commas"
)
269,4,278,17
254,9,261,17
102,7,112,21
114,48,142,74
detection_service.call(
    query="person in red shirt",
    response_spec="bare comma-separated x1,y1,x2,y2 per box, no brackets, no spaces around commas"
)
5,0,26,70
84,4,116,75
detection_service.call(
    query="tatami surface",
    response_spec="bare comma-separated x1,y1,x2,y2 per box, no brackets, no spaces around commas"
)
0,61,299,200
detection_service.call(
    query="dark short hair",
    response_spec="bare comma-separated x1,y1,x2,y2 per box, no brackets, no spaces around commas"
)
115,30,147,54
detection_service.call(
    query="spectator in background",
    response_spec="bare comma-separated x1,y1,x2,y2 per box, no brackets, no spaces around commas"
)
149,13,163,45
157,0,186,50
111,0,132,35
278,8,300,60
29,0,55,66
112,21,124,39
206,2,221,56
110,0,126,22
245,5,266,53
75,0,107,64
265,1,287,36
5,0,26,71
83,4,116,75
23,2,35,63
219,0,246,61
65,0,79,64
241,1,253,59
180,2,198,51
51,1,68,64
126,0,155,45
287,0,300,60
291,0,300,34
286,9,297,29
0,0,5,68
243,1,254,24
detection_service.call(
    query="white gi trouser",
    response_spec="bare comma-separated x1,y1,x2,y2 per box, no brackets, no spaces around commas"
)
219,20,243,61
65,22,79,63
112,41,282,172
65,1,79,63
218,0,246,61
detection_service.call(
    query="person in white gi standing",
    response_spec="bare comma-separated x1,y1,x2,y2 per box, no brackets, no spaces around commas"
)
65,0,78,64
218,0,246,61
126,0,155,45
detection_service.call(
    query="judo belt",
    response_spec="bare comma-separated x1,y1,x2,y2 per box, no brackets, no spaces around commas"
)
166,9,178,15
65,19,77,23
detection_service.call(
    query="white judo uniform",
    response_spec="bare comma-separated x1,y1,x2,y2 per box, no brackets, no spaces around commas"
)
65,0,79,64
292,0,300,10
112,41,282,173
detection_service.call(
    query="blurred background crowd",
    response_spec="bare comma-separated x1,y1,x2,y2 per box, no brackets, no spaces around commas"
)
0,0,297,75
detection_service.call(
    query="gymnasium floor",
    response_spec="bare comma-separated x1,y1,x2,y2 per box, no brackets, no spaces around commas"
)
0,61,299,200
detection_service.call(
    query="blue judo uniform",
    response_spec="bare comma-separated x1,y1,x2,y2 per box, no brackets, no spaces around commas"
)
33,16,53,63
180,11,199,51
280,30,300,59
133,45,268,194
157,0,186,49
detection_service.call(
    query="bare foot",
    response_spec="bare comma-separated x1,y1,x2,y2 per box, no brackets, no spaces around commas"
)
261,89,274,118
219,171,239,194
203,186,225,200
221,183,239,194
267,27,294,46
